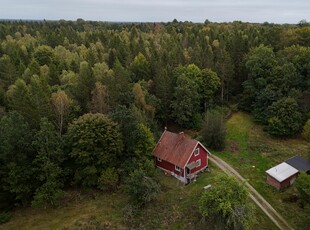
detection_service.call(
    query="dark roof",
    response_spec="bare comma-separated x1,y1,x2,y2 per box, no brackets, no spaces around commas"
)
153,130,198,168
285,156,310,173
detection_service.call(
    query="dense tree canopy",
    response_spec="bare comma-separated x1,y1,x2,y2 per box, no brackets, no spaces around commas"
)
31,118,64,208
241,44,309,136
266,97,304,137
0,112,34,205
66,113,123,187
0,19,309,212
171,64,202,128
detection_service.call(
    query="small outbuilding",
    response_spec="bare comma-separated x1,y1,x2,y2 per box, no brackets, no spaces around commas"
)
285,156,310,174
153,130,210,184
266,162,299,190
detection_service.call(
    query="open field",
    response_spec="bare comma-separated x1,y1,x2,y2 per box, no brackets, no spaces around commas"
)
4,112,301,229
215,112,310,229
2,160,276,229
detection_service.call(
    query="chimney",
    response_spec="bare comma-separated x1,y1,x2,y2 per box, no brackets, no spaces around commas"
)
179,131,184,139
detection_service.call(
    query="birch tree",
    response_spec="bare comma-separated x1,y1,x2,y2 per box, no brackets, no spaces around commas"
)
51,90,72,136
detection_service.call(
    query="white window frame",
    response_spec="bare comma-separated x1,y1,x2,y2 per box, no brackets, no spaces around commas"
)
196,159,201,167
194,148,199,156
157,157,162,162
175,165,181,172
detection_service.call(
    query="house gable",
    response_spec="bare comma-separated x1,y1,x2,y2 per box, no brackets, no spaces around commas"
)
185,143,208,174
154,131,210,183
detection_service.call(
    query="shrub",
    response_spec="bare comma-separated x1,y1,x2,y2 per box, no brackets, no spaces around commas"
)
201,110,226,150
295,173,310,207
0,212,11,224
31,181,64,208
302,119,310,141
199,175,255,229
98,168,119,192
126,168,160,207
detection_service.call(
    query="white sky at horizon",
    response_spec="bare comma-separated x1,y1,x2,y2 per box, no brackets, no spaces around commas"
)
0,0,309,24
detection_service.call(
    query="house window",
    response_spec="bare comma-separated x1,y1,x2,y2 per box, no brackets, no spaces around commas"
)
157,157,162,162
194,148,199,156
175,165,181,172
196,159,201,167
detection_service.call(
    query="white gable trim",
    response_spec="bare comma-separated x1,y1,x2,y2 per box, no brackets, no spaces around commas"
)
198,141,212,155
184,142,198,167
183,142,210,168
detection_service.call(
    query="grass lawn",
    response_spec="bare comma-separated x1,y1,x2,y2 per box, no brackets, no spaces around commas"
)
215,112,310,230
2,191,128,229
2,161,276,229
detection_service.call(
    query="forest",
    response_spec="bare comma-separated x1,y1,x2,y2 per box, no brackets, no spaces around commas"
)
0,19,309,224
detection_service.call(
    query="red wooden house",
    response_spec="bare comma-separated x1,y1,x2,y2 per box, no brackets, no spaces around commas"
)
153,130,210,184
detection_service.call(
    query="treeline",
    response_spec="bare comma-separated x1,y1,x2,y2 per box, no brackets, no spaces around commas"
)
0,20,309,210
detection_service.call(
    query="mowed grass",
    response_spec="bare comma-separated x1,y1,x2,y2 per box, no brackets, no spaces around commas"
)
216,112,310,229
2,161,276,229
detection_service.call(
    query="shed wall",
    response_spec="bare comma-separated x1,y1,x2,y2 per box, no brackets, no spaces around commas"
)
266,173,298,190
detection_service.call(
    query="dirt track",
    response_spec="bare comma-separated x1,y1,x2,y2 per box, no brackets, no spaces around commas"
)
209,154,293,230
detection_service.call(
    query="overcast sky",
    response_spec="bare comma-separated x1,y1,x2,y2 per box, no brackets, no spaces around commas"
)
1,0,309,24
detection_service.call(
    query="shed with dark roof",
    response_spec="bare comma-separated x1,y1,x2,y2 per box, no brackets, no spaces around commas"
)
285,156,310,174
266,162,299,190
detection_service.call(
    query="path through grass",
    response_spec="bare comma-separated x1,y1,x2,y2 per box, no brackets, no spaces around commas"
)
216,112,310,229
2,161,276,229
